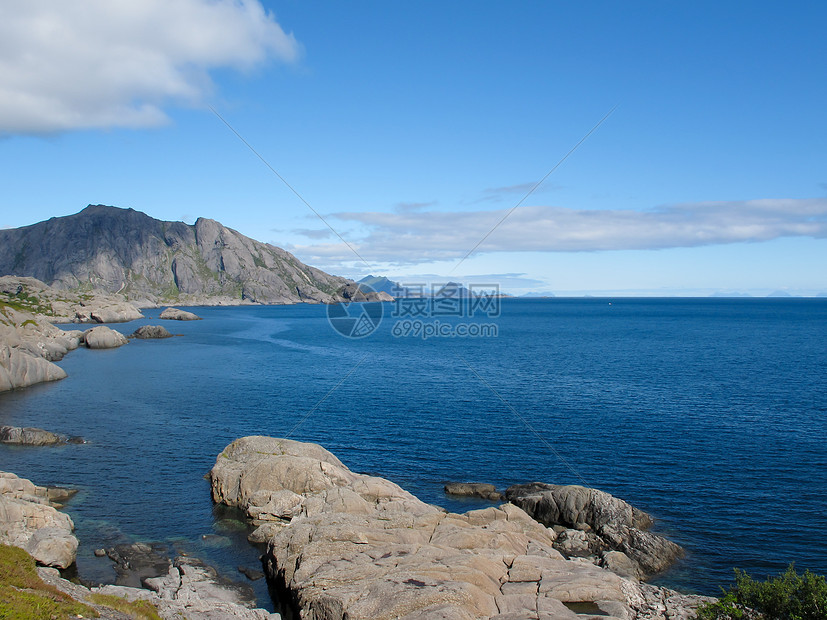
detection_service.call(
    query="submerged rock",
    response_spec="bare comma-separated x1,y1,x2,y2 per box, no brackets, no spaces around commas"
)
210,436,709,620
239,565,265,581
159,307,202,321
129,324,174,339
104,542,173,588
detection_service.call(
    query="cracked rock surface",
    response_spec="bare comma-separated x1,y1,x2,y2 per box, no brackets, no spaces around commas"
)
211,436,713,620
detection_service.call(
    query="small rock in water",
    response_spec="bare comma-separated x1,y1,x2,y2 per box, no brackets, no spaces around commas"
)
104,542,172,588
129,325,174,339
200,533,232,548
94,548,107,557
213,518,248,533
443,482,503,500
237,565,265,581
159,307,201,321
47,487,79,506
0,425,67,446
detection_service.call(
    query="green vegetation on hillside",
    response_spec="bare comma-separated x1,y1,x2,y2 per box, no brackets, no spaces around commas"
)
0,544,163,620
0,544,95,619
697,564,827,620
0,289,52,316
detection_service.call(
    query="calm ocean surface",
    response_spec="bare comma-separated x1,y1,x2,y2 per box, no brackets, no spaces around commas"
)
1,298,825,605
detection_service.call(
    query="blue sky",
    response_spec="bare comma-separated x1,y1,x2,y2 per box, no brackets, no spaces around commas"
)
1,1,825,295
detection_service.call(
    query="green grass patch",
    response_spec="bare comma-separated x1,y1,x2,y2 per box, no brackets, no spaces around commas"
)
0,290,53,316
0,544,97,619
89,593,162,620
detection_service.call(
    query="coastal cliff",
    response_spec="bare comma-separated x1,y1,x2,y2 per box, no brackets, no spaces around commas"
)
0,205,360,306
210,436,713,620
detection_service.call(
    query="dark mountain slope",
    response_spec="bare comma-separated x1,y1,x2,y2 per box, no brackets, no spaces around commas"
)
0,205,352,304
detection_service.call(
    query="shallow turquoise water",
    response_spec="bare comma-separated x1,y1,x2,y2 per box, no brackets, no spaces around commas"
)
1,298,825,604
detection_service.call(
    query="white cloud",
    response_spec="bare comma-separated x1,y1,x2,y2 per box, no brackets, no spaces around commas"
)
0,0,299,134
289,198,827,266
394,201,437,212
292,227,334,240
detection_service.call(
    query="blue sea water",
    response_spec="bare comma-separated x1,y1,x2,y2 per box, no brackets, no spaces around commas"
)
1,298,826,606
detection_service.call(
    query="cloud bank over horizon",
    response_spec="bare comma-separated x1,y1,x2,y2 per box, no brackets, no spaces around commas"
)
288,198,827,266
0,0,298,135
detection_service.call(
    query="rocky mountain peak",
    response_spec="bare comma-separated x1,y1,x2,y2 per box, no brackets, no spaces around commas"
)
0,205,358,306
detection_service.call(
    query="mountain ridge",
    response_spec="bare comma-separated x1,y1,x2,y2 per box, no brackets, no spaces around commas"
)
0,205,370,306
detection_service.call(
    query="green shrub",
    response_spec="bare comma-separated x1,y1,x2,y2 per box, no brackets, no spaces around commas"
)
697,564,827,620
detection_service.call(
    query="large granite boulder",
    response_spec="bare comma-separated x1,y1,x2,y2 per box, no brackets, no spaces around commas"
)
83,325,128,349
0,472,78,568
505,483,684,579
211,436,709,620
0,344,67,391
0,304,81,392
159,307,202,321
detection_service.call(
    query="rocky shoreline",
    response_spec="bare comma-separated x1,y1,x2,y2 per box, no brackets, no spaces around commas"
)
0,437,715,619
0,276,207,393
210,436,714,619
0,470,281,619
1,281,717,618
0,274,388,393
